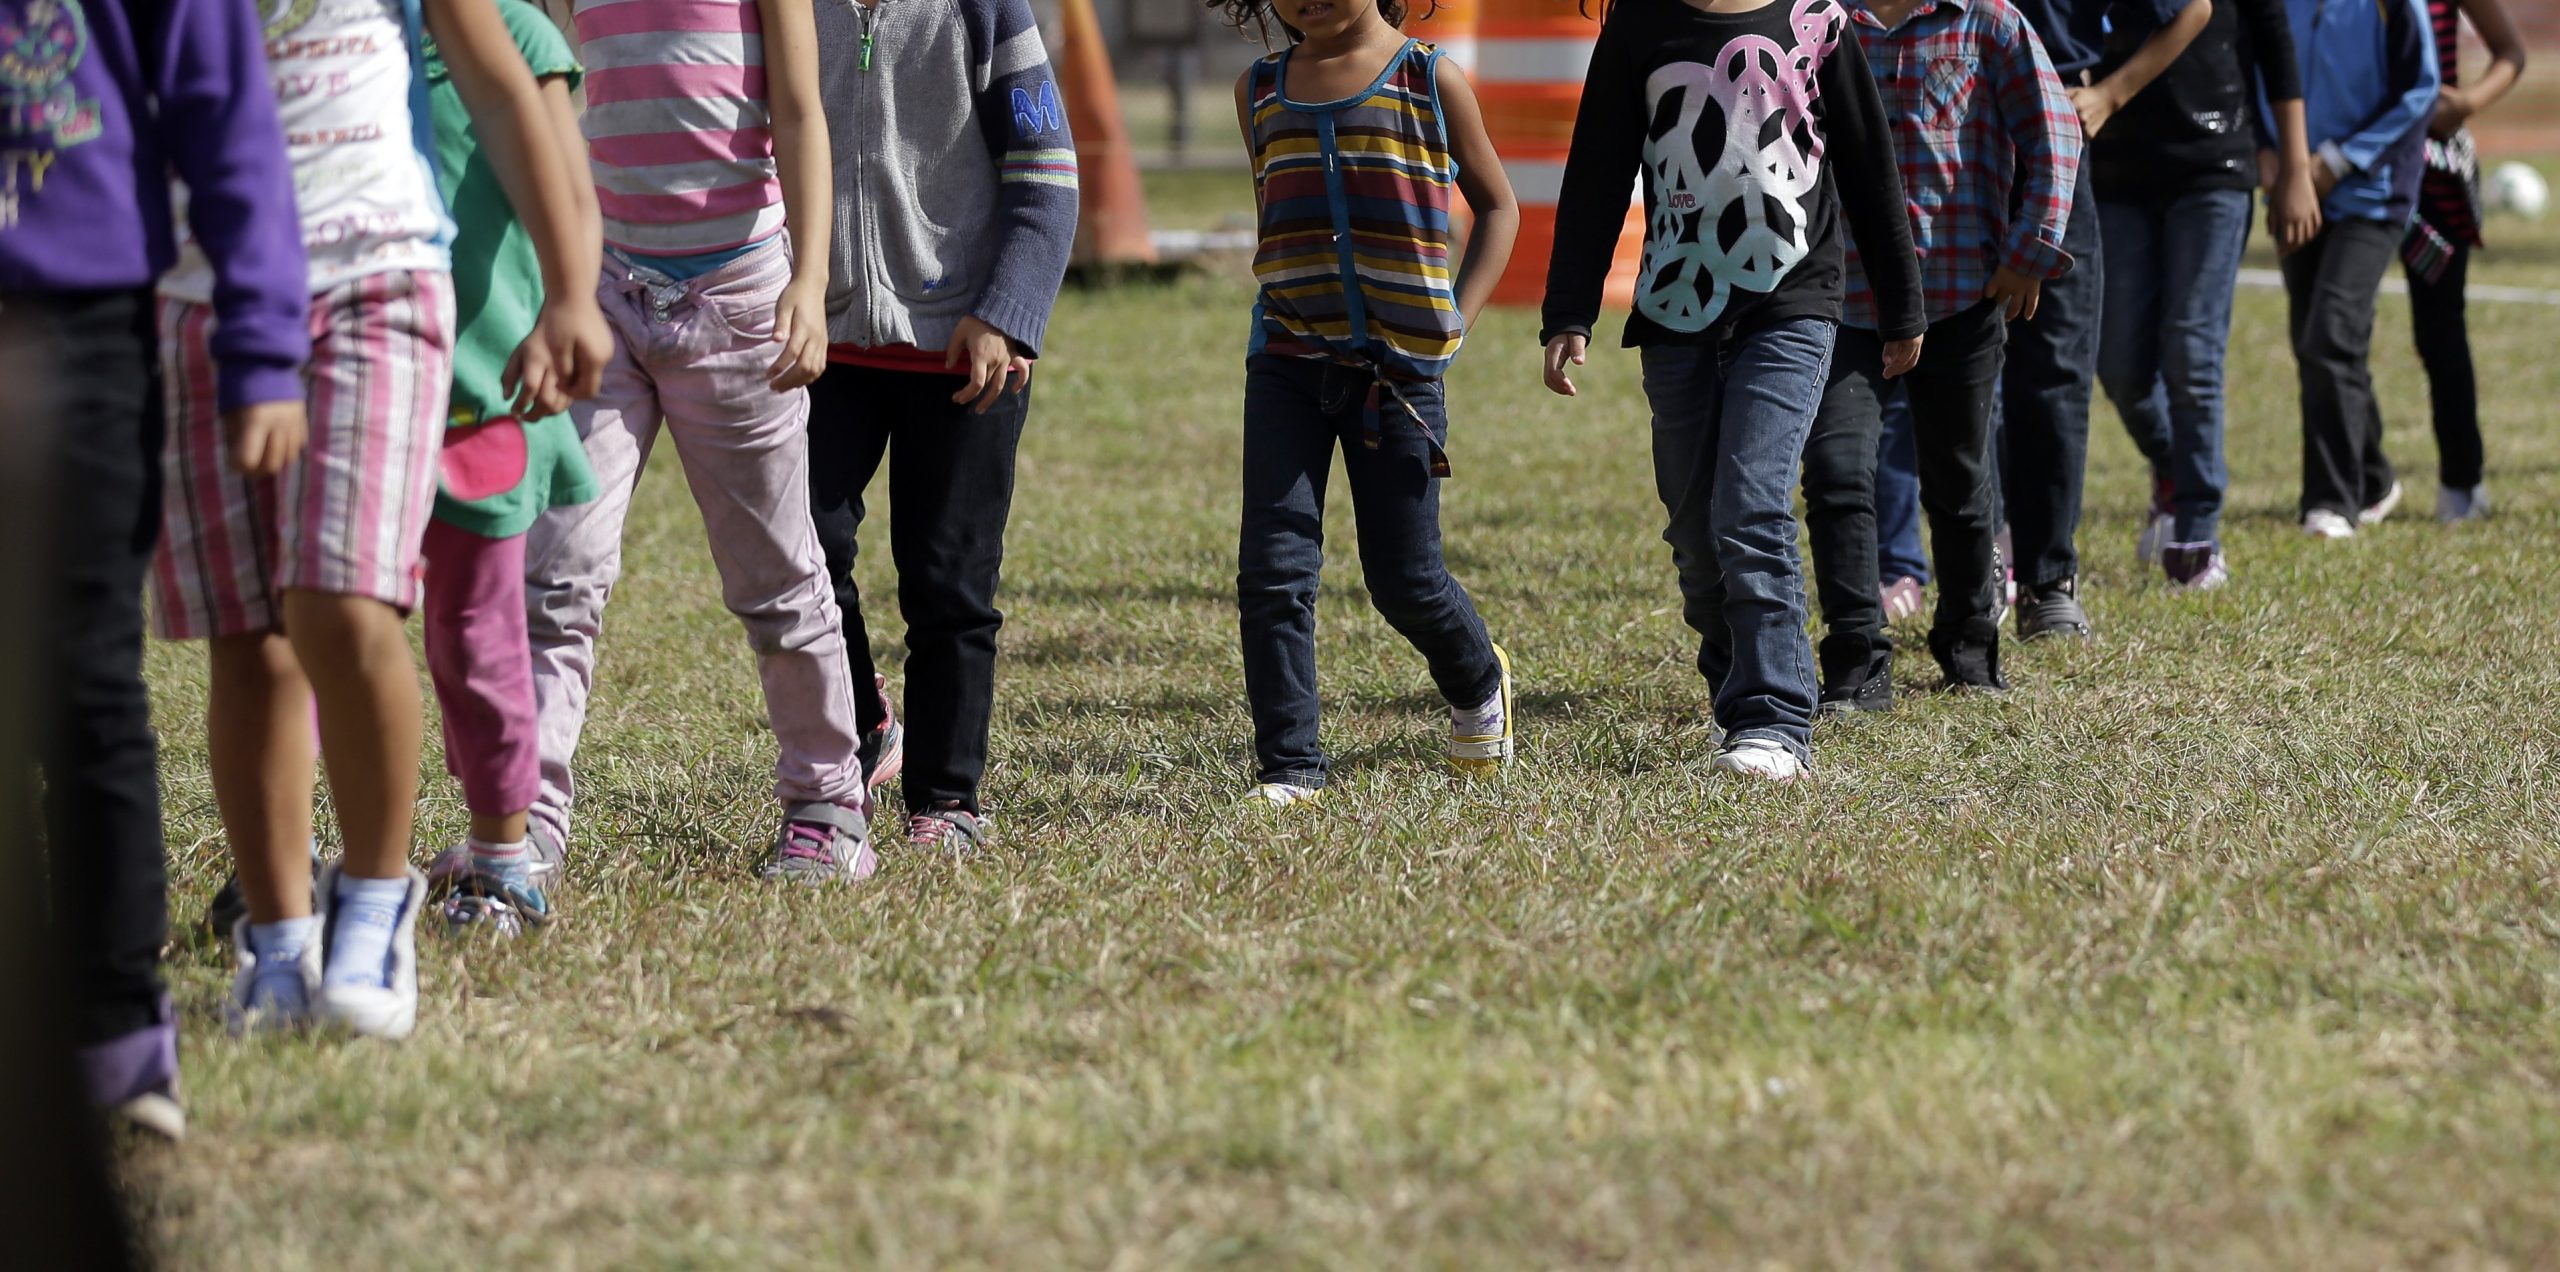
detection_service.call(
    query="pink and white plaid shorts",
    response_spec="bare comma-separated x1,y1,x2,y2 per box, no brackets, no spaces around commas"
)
152,270,456,640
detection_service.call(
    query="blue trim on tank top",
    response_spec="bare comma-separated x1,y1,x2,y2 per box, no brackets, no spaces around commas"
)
608,235,774,280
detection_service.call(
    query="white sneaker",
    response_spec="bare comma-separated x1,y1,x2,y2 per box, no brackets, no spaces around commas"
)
2302,509,2356,540
2437,483,2489,523
2358,480,2404,526
224,917,322,1037
1711,738,1806,783
2136,511,2174,565
1246,782,1322,808
313,863,427,1041
1447,643,1515,778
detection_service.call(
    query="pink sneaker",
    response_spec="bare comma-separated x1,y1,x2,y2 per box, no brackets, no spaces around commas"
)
1881,576,1926,622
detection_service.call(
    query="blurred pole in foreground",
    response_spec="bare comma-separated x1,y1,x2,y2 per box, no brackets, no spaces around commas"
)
0,305,143,1268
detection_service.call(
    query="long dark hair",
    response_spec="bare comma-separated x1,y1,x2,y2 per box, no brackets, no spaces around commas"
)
1205,0,1435,44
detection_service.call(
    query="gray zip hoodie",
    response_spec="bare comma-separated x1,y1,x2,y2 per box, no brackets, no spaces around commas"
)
814,0,1080,355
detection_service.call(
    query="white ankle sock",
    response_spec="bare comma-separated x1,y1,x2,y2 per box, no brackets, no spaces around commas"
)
1451,687,1505,737
323,874,409,990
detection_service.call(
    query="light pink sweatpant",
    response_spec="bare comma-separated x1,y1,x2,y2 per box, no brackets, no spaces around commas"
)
422,519,537,817
523,237,865,852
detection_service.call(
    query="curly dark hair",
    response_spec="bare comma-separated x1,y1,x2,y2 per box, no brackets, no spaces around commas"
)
1205,0,1432,44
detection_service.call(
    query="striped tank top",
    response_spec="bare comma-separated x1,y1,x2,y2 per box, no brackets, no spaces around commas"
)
574,0,786,256
1247,39,1464,382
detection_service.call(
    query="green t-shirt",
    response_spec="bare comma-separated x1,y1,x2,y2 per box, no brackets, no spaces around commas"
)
424,0,601,540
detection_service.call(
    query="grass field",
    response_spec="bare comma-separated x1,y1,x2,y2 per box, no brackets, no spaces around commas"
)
127,170,2560,1267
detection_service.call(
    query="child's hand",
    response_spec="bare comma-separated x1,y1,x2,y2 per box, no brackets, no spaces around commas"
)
2269,165,2324,257
2066,85,2119,140
222,400,308,477
1542,334,1588,397
947,315,1031,414
1984,266,2043,322
1881,336,1923,379
505,297,613,418
768,277,829,391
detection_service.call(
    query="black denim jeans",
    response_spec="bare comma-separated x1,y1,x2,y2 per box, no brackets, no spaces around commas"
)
807,362,1031,816
1236,356,1499,787
1999,158,2103,591
1803,303,2008,686
2283,217,2401,518
2405,242,2480,490
2,289,169,1046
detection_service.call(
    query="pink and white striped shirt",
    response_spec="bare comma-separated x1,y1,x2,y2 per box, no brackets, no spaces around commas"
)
573,0,787,255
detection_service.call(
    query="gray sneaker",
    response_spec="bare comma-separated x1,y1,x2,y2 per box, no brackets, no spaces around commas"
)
906,803,989,855
2015,577,2092,641
759,800,877,886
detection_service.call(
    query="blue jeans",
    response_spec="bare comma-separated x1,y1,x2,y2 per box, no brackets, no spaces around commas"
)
1873,386,1928,583
1237,356,1500,787
1999,158,2103,591
2097,187,2252,545
1640,318,1836,761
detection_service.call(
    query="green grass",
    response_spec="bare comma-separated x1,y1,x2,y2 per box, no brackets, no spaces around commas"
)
130,183,2560,1267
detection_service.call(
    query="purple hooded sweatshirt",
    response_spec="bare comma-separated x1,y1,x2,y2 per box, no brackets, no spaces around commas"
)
0,0,308,410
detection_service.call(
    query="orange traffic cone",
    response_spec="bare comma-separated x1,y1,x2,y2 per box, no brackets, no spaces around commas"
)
1476,0,1640,307
1056,0,1156,265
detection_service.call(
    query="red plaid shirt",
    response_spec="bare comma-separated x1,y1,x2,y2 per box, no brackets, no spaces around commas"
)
1841,0,2083,330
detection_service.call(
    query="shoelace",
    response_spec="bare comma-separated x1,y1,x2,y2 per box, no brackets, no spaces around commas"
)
778,822,837,864
908,815,955,846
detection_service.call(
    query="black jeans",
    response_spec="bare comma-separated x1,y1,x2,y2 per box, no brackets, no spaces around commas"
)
2405,242,2480,490
1803,302,2008,685
1237,357,1499,787
2283,218,2401,518
806,362,1030,816
1999,158,2103,591
1,289,168,1046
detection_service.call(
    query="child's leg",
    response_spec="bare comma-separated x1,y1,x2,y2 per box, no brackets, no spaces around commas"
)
207,631,319,921
1336,376,1500,715
15,289,171,1054
2155,187,2254,545
422,521,538,844
1999,160,2104,595
878,369,1031,815
806,364,898,743
279,592,419,880
1873,389,1930,586
1700,318,1833,757
150,294,318,923
1799,330,1891,693
1639,344,1733,695
2094,199,2173,483
649,248,865,816
2407,243,2479,490
524,278,662,855
1237,358,1340,788
1903,303,2008,641
2283,222,2397,518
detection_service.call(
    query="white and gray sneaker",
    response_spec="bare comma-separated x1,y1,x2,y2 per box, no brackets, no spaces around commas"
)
2302,509,2356,540
2437,483,2489,523
313,863,428,1040
759,800,877,886
1711,738,1807,783
1245,782,1322,808
2359,480,2404,526
224,918,323,1037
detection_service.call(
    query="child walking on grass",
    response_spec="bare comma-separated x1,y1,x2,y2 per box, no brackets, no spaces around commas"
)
418,0,607,934
1219,0,1522,806
1542,0,1925,776
527,0,877,884
805,0,1078,854
1795,0,2078,707
3,0,307,1132
155,0,606,1039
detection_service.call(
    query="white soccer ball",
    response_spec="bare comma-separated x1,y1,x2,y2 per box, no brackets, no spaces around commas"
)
2486,162,2550,220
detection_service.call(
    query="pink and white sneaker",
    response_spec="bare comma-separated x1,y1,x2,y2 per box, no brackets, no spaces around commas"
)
1881,576,1926,622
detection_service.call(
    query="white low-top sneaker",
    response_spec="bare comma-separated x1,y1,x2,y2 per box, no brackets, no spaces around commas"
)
1711,738,1807,783
2358,480,2404,526
2302,509,2356,540
313,863,427,1041
1246,782,1322,808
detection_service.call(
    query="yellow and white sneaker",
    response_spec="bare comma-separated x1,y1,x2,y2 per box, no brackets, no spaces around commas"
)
1447,643,1515,778
1246,783,1323,808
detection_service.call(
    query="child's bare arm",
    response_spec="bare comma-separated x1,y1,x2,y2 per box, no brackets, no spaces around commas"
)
2439,0,2527,133
499,72,612,415
1435,63,1518,332
2072,0,2211,138
756,0,830,390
